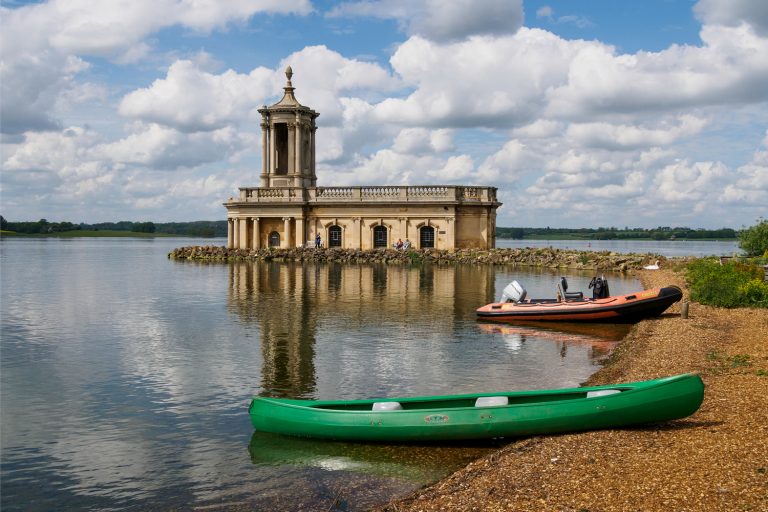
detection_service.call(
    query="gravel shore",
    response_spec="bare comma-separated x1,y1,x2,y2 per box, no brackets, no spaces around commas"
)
381,267,768,512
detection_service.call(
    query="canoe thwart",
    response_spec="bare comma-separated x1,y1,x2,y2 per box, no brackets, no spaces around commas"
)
586,389,621,398
372,401,403,411
475,396,509,407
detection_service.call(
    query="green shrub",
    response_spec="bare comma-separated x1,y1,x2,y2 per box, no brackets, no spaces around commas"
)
686,258,768,308
739,279,768,307
407,251,423,265
739,218,768,257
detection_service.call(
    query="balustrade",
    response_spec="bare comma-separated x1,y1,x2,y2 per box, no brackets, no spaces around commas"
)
233,186,497,204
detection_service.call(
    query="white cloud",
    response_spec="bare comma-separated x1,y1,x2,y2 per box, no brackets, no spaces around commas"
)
328,0,523,42
119,61,274,132
277,45,402,126
719,131,768,206
427,154,474,181
546,24,768,118
694,0,768,36
652,160,729,202
93,123,253,170
478,140,529,183
566,115,709,150
392,128,454,154
511,119,563,138
376,29,586,128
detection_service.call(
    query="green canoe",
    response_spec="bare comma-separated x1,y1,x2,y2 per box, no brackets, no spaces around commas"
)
248,373,704,442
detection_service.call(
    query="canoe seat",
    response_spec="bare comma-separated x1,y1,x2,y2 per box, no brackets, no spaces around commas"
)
586,389,621,398
475,396,509,407
372,401,403,411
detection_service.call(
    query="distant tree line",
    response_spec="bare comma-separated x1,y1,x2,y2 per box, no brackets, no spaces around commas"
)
496,226,738,240
1,216,227,237
2,216,739,241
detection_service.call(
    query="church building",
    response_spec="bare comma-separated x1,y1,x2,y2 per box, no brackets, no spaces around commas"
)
224,67,501,250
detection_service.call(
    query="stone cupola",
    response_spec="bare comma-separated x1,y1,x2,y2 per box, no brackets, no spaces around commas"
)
257,66,320,188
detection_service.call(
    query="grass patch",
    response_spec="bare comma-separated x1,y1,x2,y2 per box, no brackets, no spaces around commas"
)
728,354,752,368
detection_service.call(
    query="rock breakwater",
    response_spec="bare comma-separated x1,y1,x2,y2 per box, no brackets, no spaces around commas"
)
169,245,663,272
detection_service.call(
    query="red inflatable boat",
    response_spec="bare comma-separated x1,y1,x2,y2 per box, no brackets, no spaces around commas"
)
476,277,683,324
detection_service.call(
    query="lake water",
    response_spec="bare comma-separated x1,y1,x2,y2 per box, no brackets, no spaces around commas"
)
495,238,741,257
1,236,700,511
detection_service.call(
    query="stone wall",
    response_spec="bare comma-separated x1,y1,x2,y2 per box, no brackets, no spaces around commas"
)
169,245,664,272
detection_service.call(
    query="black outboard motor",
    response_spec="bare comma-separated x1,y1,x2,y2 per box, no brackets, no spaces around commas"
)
589,276,610,299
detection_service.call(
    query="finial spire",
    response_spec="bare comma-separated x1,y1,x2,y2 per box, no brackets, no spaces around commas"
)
285,66,293,85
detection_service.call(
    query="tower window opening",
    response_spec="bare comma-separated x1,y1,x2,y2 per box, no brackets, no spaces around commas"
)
275,123,288,175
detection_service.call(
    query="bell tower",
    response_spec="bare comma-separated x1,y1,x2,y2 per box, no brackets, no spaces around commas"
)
258,66,319,188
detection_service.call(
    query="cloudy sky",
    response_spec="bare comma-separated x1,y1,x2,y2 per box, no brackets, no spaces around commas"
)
1,0,766,228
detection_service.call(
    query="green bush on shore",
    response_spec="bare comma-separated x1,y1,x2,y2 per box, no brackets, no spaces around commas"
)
686,258,768,308
739,218,768,257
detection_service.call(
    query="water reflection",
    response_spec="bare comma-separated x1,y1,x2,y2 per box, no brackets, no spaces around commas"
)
476,322,625,361
248,431,499,483
227,261,634,400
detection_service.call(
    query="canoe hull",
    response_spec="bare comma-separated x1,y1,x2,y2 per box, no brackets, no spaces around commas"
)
476,286,683,323
249,374,704,442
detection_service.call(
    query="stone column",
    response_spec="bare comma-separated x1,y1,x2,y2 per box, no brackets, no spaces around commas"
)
233,218,239,249
353,217,361,249
445,217,455,250
260,122,269,187
253,217,260,249
269,122,276,176
283,217,292,248
310,124,317,186
294,118,302,184
295,216,305,248
287,123,296,176
239,218,248,249
227,218,234,249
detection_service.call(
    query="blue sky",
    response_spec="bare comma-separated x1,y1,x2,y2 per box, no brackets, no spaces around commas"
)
1,0,766,228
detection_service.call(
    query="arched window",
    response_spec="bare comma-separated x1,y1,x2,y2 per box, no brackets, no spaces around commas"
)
419,226,435,248
328,225,342,247
373,225,388,248
268,231,280,247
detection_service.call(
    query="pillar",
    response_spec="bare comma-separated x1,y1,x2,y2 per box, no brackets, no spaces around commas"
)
253,217,260,249
353,217,361,250
310,125,316,186
269,122,276,175
287,124,296,176
227,219,234,249
239,218,248,249
283,217,292,248
233,218,239,249
296,216,305,248
260,123,269,187
445,217,455,250
294,118,302,184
